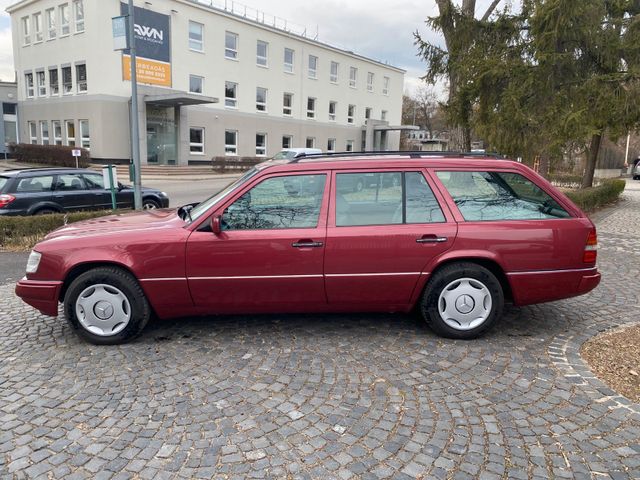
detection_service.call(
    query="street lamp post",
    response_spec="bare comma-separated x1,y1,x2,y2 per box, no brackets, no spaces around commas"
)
128,0,142,210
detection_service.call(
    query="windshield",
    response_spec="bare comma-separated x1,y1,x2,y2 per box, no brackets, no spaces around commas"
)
0,176,8,193
271,150,297,160
188,167,260,222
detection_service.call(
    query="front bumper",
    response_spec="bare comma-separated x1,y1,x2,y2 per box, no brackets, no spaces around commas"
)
15,277,63,316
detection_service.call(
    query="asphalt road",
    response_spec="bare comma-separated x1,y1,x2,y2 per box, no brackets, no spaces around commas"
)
142,176,240,208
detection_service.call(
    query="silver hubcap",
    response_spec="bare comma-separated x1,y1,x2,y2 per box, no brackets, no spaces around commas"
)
438,277,492,331
75,284,131,337
143,203,157,210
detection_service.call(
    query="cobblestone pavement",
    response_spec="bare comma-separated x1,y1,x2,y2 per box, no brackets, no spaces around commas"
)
1,183,639,480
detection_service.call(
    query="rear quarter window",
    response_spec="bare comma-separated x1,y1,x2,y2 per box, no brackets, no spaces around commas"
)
16,175,54,193
0,176,8,193
436,171,571,221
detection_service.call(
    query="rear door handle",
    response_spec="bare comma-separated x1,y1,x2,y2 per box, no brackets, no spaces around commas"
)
292,240,324,248
416,235,448,244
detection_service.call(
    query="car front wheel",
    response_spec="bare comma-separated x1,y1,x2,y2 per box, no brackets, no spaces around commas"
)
142,198,160,210
421,262,504,339
64,267,151,345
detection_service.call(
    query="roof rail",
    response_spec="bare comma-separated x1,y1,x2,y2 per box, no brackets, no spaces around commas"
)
289,150,505,163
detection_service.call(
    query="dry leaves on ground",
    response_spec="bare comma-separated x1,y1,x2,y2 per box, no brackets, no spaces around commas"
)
581,324,640,403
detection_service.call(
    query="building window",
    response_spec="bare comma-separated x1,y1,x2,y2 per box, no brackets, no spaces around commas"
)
282,135,292,149
383,76,390,96
381,110,387,121
283,92,293,116
328,101,336,121
25,73,34,98
306,137,315,148
256,133,267,156
189,74,203,94
22,16,30,45
349,66,357,88
73,0,84,33
62,66,72,94
256,87,267,112
46,8,56,39
28,122,37,144
52,120,62,145
33,12,43,42
40,121,49,145
330,61,338,83
65,120,75,146
347,104,355,124
36,71,46,97
225,81,237,108
308,55,317,79
189,21,203,51
225,31,238,59
367,72,374,92
79,120,90,149
307,97,316,119
60,4,70,36
365,107,372,119
346,140,354,152
256,40,268,67
76,64,87,93
190,127,204,154
225,130,238,155
327,138,336,152
284,48,294,73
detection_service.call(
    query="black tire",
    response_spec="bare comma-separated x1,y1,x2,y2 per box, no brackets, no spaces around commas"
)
142,198,160,210
420,262,504,339
634,175,639,180
64,267,151,345
34,208,58,215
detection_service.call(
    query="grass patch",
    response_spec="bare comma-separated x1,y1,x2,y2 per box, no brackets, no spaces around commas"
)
0,210,128,251
564,178,626,212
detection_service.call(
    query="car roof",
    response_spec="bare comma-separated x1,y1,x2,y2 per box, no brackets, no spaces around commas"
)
255,151,520,173
0,167,97,178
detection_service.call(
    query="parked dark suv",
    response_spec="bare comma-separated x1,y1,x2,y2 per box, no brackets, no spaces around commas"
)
0,168,169,215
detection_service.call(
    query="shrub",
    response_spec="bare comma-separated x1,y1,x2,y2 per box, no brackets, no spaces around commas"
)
565,178,625,212
0,210,127,251
9,143,90,168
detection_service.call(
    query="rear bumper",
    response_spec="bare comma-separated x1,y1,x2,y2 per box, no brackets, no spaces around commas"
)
15,278,63,316
508,267,601,306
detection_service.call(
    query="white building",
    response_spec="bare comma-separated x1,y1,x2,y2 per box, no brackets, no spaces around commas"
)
7,0,406,165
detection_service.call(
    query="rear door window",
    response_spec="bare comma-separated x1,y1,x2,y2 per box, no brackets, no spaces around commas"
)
335,171,445,226
54,174,86,191
436,171,570,221
0,176,8,193
16,175,54,193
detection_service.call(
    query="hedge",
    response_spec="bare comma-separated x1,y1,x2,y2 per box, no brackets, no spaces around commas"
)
565,178,626,212
9,143,90,168
0,210,126,251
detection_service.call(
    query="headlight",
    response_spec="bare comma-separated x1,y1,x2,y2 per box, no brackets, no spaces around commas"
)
26,250,42,274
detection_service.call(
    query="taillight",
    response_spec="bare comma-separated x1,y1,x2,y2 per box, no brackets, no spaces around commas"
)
583,229,597,264
0,194,15,208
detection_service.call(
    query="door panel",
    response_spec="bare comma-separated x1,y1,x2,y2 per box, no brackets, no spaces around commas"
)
186,172,329,311
324,170,457,305
53,174,92,210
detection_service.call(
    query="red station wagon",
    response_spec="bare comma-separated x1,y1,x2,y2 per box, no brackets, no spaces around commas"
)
16,153,601,345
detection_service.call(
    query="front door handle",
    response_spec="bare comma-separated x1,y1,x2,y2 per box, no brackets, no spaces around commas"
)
292,240,324,248
416,235,448,244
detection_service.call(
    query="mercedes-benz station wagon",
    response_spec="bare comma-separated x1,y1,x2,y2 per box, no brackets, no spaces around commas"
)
16,153,601,345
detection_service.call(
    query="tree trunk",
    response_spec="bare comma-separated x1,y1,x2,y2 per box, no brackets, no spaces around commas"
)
582,132,602,188
447,73,471,151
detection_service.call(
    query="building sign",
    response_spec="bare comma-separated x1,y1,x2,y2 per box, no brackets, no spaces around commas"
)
112,16,128,51
120,3,171,87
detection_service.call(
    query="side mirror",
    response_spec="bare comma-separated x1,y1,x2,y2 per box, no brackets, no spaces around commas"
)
211,215,222,235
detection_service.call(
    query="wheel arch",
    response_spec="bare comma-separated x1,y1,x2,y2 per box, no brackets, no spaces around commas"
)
418,256,514,305
28,202,64,215
59,261,139,303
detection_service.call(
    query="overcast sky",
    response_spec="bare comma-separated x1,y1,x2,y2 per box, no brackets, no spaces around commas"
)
0,0,514,96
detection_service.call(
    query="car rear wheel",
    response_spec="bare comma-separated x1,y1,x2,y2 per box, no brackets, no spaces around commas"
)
64,267,151,345
420,262,503,339
142,198,160,210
